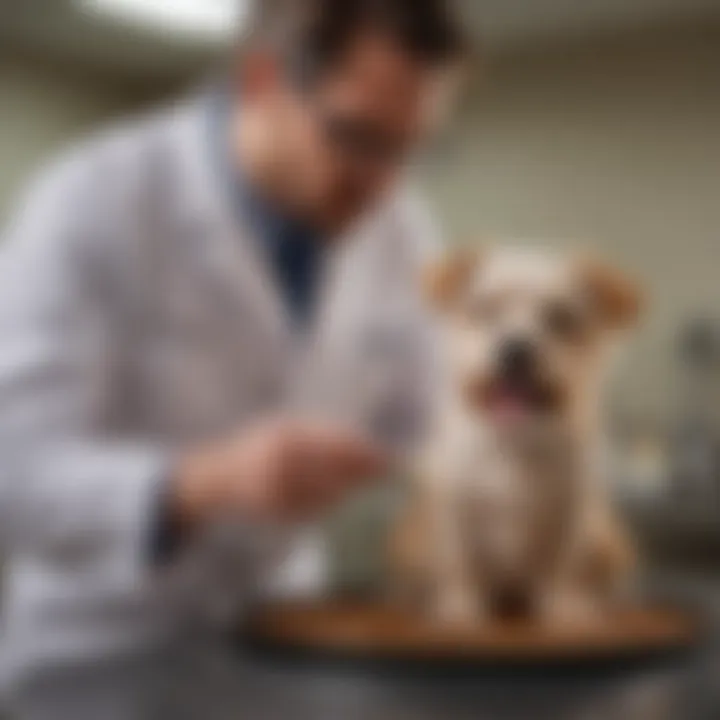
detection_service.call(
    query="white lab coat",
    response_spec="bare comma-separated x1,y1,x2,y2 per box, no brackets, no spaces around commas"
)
0,96,441,715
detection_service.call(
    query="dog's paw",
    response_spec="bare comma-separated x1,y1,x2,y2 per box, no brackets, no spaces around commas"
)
541,588,604,629
432,588,481,627
577,523,637,594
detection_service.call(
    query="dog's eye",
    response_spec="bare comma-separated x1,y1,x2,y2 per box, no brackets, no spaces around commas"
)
544,302,585,340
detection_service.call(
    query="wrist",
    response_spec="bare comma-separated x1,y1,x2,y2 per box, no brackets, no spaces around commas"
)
172,448,228,530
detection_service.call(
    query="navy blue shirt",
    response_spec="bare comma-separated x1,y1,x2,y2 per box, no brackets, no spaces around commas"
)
233,177,324,327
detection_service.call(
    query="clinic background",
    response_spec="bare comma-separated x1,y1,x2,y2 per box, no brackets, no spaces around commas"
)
2,0,720,588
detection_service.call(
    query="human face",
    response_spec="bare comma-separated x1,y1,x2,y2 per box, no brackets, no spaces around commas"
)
250,33,456,235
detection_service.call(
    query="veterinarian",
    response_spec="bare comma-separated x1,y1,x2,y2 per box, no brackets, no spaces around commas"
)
0,0,466,717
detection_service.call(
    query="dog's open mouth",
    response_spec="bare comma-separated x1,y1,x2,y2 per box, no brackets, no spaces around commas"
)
465,376,563,423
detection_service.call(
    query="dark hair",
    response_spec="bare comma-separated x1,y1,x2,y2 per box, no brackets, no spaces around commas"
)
246,0,468,84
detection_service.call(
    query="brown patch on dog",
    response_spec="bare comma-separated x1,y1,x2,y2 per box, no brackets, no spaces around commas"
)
386,491,435,609
578,257,643,330
573,515,637,596
423,248,482,310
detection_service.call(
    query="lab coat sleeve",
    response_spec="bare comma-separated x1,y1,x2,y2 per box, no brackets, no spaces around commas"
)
0,152,170,583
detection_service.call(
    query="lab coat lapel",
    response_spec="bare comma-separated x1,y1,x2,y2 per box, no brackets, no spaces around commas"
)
288,220,377,422
173,99,294,362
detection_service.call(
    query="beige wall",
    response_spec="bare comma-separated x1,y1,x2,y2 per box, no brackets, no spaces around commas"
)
2,29,719,421
422,27,720,421
0,52,159,219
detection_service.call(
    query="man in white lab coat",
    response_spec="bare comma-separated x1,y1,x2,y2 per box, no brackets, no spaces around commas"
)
0,0,466,716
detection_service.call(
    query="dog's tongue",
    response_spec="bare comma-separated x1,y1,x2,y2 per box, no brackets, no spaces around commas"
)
488,386,533,424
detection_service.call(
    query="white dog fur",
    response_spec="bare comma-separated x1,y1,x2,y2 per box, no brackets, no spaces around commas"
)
389,246,641,626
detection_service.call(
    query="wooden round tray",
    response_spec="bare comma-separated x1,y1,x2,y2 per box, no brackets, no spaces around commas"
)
242,601,703,676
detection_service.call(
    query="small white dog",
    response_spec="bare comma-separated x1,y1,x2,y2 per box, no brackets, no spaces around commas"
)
390,246,641,625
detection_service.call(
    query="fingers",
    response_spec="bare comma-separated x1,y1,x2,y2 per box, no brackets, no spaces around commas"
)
279,423,389,519
324,431,389,482
304,426,388,482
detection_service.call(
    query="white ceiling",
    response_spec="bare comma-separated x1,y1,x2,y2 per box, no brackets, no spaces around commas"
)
1,0,719,82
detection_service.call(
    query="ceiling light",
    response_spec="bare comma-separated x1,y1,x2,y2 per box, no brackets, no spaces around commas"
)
78,0,248,42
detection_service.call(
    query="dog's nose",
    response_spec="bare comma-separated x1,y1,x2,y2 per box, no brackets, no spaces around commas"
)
499,338,537,378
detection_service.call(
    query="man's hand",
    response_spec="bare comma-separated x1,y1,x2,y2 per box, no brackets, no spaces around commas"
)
173,420,388,528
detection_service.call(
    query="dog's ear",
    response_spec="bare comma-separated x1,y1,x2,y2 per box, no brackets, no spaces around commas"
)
578,257,643,330
422,248,481,310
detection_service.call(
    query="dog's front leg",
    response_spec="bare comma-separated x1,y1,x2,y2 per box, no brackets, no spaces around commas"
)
539,512,634,626
429,495,483,625
539,581,603,627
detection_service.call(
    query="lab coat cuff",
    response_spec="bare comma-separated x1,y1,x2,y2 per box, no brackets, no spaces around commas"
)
147,469,186,567
109,450,178,587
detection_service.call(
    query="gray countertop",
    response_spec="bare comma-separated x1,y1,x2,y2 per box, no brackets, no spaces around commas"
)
232,644,717,720
230,571,720,720
10,571,720,720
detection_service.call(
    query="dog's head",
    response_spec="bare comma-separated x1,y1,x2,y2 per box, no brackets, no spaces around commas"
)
424,246,642,430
